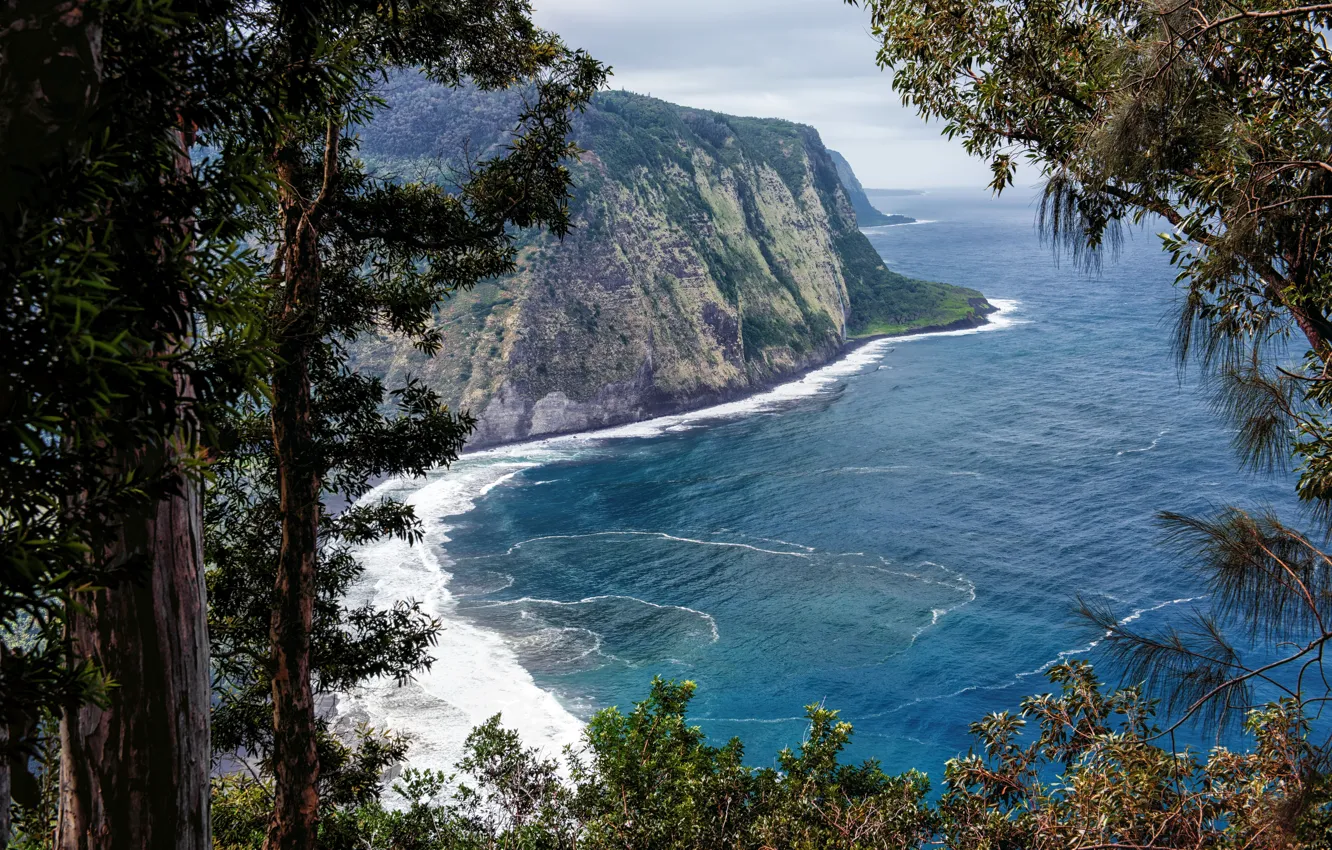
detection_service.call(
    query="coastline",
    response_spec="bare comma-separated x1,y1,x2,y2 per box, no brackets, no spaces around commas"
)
841,298,998,351
460,299,1005,455
337,298,1021,778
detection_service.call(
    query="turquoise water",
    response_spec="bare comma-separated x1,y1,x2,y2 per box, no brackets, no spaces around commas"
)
347,187,1299,778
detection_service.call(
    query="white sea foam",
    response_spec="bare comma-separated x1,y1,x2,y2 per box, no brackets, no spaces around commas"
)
734,533,818,553
843,465,913,474
1116,439,1159,456
1014,594,1207,678
861,219,939,229
512,625,613,667
468,593,722,643
476,530,814,561
337,457,586,776
477,469,524,497
1116,428,1170,456
891,562,978,652
340,298,1022,776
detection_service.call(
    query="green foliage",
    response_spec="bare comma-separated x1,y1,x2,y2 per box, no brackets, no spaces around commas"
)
572,679,753,849
209,678,934,850
853,0,1332,753
13,4,1326,847
743,312,800,360
837,231,987,337
209,669,1332,849
6,712,58,847
206,374,459,760
853,0,1332,502
0,0,270,820
199,2,607,841
584,94,981,349
940,661,1332,849
212,773,272,850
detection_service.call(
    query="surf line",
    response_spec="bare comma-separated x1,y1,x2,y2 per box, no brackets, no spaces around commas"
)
466,594,721,643
453,530,816,562
339,298,1024,774
424,298,1025,469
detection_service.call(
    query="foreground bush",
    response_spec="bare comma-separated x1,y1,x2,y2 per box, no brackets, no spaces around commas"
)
208,664,1331,849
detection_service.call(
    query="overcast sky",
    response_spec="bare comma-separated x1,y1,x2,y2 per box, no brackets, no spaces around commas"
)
530,0,993,188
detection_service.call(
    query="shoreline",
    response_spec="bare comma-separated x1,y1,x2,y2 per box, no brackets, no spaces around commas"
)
840,300,998,353
336,298,1020,776
460,299,1005,456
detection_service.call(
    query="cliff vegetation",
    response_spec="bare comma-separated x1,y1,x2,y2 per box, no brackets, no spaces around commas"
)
351,77,990,446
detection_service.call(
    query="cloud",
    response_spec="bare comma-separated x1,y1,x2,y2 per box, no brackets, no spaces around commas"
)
531,0,993,187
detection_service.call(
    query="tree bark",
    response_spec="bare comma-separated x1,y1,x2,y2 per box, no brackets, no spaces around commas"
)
263,148,326,850
56,112,213,848
3,5,214,847
57,472,211,850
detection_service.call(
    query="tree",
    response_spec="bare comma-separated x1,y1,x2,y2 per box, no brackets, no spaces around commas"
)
937,662,1332,849
214,678,936,850
201,4,606,846
0,1,268,846
570,679,932,850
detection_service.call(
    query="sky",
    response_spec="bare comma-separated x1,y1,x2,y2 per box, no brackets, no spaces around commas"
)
529,0,994,188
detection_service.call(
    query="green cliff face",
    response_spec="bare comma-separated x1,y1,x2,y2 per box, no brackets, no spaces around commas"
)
350,78,990,446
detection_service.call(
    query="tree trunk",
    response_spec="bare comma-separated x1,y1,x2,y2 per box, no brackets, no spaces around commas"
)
56,113,212,848
18,4,217,844
57,472,211,850
263,160,325,850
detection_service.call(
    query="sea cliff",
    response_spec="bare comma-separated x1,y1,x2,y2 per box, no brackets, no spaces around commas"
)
827,149,915,227
350,78,991,447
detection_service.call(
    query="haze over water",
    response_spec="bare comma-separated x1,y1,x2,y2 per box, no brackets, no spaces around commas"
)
344,187,1299,779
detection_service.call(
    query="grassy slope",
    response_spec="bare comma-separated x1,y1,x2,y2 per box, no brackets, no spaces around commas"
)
833,226,987,337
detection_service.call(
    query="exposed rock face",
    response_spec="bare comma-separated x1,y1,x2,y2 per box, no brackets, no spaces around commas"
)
350,80,989,448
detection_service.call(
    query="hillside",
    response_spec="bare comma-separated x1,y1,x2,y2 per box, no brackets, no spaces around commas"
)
350,77,991,446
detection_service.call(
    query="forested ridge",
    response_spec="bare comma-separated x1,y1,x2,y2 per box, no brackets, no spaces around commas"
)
358,77,976,339
3,0,1332,848
348,77,988,448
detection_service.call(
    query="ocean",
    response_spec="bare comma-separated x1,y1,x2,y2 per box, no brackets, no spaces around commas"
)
340,186,1299,781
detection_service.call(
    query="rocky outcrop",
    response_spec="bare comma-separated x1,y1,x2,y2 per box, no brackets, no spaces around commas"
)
350,79,990,448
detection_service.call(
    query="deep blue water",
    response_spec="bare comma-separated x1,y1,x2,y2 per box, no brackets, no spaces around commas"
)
354,187,1302,778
